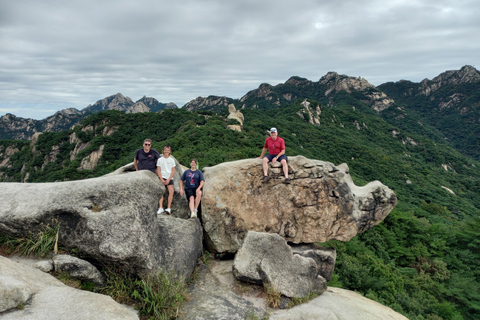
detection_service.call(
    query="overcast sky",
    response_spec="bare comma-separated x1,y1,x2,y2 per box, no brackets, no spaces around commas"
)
1,0,478,120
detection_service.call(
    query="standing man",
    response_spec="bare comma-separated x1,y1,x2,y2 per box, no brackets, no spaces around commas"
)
134,139,160,173
257,127,290,184
156,146,176,215
180,159,205,219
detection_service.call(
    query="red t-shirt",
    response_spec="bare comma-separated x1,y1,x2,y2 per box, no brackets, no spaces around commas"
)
264,136,285,155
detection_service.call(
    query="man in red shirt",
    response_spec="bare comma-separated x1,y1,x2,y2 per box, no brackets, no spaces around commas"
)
257,127,290,184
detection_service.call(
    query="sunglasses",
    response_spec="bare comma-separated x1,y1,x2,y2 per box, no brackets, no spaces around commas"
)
144,143,151,146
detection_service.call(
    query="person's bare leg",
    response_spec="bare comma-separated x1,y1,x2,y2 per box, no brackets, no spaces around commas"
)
167,185,174,209
281,159,289,179
194,190,202,210
262,157,269,176
189,196,195,213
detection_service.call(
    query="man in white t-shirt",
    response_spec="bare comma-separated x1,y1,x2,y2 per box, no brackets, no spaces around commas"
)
156,146,176,215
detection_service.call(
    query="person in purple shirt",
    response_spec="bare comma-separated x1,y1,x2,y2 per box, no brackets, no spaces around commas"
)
134,139,160,172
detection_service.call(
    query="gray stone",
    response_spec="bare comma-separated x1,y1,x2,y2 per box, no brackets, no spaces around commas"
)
108,158,190,219
0,170,202,279
202,156,397,253
53,254,105,287
233,231,327,298
0,256,139,320
290,244,336,281
269,287,409,320
182,264,266,320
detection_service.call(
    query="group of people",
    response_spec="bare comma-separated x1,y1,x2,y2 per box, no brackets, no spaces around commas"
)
134,139,204,219
133,127,289,219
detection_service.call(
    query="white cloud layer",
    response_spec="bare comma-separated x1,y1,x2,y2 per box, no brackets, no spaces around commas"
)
1,0,479,119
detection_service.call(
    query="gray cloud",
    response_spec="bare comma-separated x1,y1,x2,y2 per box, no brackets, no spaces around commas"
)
1,0,479,119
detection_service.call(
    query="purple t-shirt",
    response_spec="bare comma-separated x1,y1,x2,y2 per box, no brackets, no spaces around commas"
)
181,169,205,189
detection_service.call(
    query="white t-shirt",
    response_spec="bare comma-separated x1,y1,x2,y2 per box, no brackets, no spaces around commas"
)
156,156,176,180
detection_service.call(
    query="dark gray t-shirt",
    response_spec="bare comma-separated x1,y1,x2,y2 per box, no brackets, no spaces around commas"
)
134,148,160,172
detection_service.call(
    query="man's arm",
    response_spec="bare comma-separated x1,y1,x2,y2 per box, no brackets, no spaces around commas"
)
257,147,268,159
134,158,139,171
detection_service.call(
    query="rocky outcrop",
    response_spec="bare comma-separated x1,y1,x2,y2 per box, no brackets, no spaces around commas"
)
202,156,397,253
181,258,408,320
0,170,203,278
269,287,409,320
136,96,177,112
0,256,139,320
182,263,267,320
233,231,328,298
183,96,235,112
419,65,480,96
291,243,336,281
320,72,394,112
297,100,321,125
108,159,191,219
53,254,106,287
227,104,245,131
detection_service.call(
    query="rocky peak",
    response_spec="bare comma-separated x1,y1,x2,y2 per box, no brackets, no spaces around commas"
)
183,96,233,112
240,83,273,102
285,76,312,86
319,72,374,96
84,93,135,113
136,96,177,112
420,65,480,96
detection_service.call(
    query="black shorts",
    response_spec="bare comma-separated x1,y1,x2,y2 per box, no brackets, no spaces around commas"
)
185,187,198,199
265,154,288,162
166,179,173,186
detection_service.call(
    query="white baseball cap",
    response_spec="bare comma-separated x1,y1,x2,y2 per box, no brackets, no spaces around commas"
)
270,127,277,132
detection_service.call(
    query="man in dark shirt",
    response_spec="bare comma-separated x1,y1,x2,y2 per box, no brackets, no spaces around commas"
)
134,139,160,172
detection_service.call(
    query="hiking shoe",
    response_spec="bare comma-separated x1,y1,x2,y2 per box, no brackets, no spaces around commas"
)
284,178,291,184
157,208,164,214
191,211,197,219
165,208,171,214
262,175,271,183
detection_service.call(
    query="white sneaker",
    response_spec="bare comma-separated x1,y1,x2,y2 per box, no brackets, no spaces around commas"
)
165,208,171,214
190,211,197,218
157,208,164,214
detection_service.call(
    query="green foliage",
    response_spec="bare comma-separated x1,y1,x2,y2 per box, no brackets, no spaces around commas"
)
0,223,60,257
1,96,480,319
132,270,188,320
101,266,188,320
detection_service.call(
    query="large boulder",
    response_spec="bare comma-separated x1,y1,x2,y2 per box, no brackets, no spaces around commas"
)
182,263,267,320
233,231,327,298
108,157,190,219
0,256,139,320
269,287,409,320
0,170,203,278
202,156,397,253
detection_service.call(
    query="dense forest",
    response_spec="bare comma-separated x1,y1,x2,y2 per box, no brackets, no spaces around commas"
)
1,97,479,319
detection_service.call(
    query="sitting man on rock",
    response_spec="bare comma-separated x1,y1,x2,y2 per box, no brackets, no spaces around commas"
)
134,138,161,173
257,127,290,184
180,159,205,219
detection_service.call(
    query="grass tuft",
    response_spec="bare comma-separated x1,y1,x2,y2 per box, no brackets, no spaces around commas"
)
0,222,60,257
264,282,281,309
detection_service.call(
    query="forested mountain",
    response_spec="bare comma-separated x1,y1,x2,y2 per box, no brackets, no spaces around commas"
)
378,65,480,161
1,94,479,319
1,66,480,319
0,94,177,140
